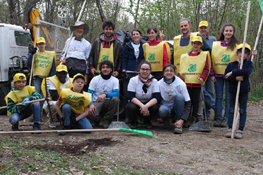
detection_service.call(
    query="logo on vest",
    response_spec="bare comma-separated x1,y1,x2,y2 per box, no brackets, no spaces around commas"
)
221,54,230,63
148,53,155,61
101,55,109,61
188,64,196,72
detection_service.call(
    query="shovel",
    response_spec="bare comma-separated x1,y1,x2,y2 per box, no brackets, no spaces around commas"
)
108,80,130,129
189,82,212,132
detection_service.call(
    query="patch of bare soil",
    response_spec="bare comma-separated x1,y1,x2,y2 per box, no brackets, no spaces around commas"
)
36,138,121,155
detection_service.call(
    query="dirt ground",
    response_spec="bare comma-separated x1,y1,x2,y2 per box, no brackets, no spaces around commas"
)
0,101,263,174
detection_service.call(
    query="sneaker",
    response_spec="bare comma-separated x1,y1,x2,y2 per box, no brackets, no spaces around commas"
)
214,118,221,127
234,130,243,139
130,123,137,129
33,123,41,134
48,121,56,128
12,123,19,131
220,117,228,127
174,127,182,134
226,129,232,138
103,119,111,129
59,125,71,136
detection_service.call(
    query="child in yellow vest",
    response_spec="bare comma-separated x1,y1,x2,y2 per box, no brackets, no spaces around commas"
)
179,36,210,127
5,73,42,131
26,37,56,96
55,73,93,135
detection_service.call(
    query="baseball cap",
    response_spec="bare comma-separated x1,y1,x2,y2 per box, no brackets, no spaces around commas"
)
13,73,27,83
36,37,46,44
192,36,203,43
56,65,68,72
73,73,85,82
199,21,208,27
237,43,251,51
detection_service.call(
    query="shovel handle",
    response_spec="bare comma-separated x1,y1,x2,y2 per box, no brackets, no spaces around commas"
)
0,98,47,110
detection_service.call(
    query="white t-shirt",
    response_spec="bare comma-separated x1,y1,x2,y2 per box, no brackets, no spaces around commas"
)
128,76,159,103
158,76,190,108
89,75,119,101
131,42,140,59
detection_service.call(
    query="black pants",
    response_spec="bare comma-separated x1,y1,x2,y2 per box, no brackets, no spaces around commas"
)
187,87,201,118
125,101,159,125
151,72,163,81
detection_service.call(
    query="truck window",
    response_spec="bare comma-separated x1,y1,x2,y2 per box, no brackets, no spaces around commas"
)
14,31,31,46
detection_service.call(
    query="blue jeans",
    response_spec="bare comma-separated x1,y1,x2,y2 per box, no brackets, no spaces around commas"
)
62,104,92,129
159,94,185,121
228,92,248,131
203,76,215,115
33,76,44,107
214,77,229,119
9,103,41,125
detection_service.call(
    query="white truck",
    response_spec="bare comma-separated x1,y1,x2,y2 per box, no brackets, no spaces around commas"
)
0,23,31,114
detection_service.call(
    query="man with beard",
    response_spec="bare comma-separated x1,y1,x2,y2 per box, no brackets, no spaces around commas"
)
88,19,122,78
41,65,73,128
60,21,91,86
87,60,120,128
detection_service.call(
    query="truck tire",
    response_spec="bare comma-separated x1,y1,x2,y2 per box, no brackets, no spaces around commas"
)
0,86,10,115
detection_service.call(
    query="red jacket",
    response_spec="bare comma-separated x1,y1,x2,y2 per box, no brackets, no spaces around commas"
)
147,39,169,69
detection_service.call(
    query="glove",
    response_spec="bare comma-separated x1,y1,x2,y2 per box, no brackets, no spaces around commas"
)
29,47,37,55
22,97,30,106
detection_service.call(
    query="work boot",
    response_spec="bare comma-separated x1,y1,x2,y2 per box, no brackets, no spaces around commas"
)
103,119,111,129
59,125,71,136
220,117,228,127
214,118,221,127
12,123,19,131
226,129,232,138
234,130,243,139
174,127,182,134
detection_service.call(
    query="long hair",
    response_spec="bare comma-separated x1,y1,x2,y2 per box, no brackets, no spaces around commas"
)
217,23,241,50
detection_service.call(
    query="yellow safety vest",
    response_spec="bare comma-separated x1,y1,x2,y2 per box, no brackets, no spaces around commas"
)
5,86,35,116
33,51,55,77
143,42,166,72
60,88,91,114
173,32,198,71
97,43,114,72
41,76,73,99
212,41,238,75
180,51,209,85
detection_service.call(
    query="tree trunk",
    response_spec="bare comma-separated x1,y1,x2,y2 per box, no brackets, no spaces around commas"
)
134,0,140,28
96,0,106,22
8,0,16,24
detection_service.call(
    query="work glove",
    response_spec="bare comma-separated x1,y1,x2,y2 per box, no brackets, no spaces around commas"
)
22,97,30,106
29,47,37,55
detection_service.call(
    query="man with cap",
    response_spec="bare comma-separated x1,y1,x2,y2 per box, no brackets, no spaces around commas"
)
55,73,93,135
173,18,211,72
5,73,42,131
198,20,217,120
88,19,122,78
41,65,73,128
27,37,56,96
87,60,120,129
60,21,91,85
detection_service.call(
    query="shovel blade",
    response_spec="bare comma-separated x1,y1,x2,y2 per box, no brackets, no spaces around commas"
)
119,128,153,137
189,120,212,132
108,121,130,129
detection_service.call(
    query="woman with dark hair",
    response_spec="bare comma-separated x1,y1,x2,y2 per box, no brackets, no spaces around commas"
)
125,61,160,129
122,29,145,123
142,27,171,80
210,23,241,127
158,64,191,134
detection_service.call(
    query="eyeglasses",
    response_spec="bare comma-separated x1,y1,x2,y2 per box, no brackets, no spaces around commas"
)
140,68,151,72
164,70,174,73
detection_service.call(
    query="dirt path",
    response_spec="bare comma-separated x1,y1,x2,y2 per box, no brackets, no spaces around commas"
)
0,102,263,174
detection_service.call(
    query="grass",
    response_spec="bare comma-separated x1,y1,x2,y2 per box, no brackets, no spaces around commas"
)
0,136,178,174
249,83,263,101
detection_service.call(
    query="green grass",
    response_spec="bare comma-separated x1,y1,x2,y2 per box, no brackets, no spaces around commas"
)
0,136,179,174
249,83,263,101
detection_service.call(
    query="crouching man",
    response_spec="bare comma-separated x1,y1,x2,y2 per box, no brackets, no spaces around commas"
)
55,74,93,135
87,60,120,128
41,65,73,128
5,73,42,131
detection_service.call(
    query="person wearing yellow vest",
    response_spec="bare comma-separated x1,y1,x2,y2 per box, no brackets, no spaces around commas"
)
88,19,123,78
179,36,209,127
210,23,242,128
55,73,93,135
173,18,211,72
26,37,56,99
142,27,170,80
5,73,42,131
41,65,73,128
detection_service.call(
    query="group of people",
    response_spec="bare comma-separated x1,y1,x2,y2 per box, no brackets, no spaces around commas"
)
5,18,256,139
